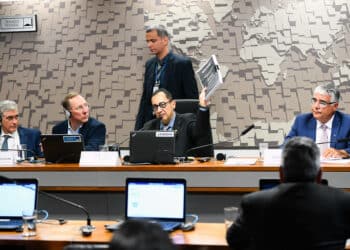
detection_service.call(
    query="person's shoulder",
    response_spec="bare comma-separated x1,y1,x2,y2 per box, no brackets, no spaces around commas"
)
145,56,157,66
169,52,191,63
335,110,350,120
87,117,105,127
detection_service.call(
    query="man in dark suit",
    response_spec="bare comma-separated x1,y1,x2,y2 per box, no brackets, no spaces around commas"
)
142,88,213,157
0,100,42,158
226,136,350,250
285,84,350,159
134,25,199,130
52,92,106,151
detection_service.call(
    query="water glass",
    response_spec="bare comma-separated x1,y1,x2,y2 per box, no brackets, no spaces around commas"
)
17,144,27,161
22,209,37,237
258,143,269,161
99,145,109,151
224,206,239,229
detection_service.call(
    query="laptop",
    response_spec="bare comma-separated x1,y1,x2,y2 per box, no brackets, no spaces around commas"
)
129,130,176,164
125,178,186,232
41,134,84,163
0,178,38,230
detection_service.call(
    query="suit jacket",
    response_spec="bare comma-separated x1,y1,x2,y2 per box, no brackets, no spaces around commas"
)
135,51,199,130
0,126,43,158
226,182,350,250
52,117,106,151
142,110,213,157
284,111,350,154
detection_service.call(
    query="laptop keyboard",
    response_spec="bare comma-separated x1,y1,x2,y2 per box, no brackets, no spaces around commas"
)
0,220,22,229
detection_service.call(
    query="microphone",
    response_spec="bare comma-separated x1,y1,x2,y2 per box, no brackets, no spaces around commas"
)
185,124,255,157
317,137,350,144
0,175,94,236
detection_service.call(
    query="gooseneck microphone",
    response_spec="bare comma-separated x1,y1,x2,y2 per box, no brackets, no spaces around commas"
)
185,124,255,157
317,137,350,144
0,175,94,236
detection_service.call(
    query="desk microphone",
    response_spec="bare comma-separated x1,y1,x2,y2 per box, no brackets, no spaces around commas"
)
317,137,350,145
0,175,94,236
185,124,255,159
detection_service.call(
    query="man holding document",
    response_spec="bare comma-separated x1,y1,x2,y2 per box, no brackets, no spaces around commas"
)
284,84,350,159
142,87,213,157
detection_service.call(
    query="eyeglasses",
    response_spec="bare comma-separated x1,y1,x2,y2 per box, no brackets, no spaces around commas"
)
311,98,336,108
2,114,19,121
152,101,171,111
71,103,89,112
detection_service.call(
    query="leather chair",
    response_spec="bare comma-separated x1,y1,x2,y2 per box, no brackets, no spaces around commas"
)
63,244,109,250
174,99,198,114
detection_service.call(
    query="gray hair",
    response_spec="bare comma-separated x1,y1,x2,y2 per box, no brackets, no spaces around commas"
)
313,84,340,103
146,25,170,39
0,100,18,118
281,137,320,182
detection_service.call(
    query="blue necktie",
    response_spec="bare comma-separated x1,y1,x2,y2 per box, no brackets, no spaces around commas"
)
1,135,11,150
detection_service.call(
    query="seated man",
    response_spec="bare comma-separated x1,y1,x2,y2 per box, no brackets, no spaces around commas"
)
52,92,106,151
284,84,350,158
142,88,213,157
0,100,42,158
227,136,350,250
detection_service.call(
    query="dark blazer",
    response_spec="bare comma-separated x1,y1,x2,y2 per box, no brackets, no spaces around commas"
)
135,52,199,130
226,182,350,250
142,110,213,157
52,117,106,151
0,126,43,158
284,111,350,154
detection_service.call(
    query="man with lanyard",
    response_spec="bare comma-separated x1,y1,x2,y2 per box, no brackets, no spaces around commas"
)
134,25,198,130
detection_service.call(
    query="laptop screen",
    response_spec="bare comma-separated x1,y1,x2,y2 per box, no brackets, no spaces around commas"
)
129,131,176,164
41,134,84,163
125,178,186,222
0,179,38,218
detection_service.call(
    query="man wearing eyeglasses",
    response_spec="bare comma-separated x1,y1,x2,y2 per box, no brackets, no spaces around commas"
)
142,88,213,157
284,84,350,159
0,100,43,158
52,92,106,151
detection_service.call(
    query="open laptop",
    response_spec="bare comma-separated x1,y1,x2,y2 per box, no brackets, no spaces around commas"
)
129,130,176,164
0,178,38,230
125,178,186,232
41,134,84,163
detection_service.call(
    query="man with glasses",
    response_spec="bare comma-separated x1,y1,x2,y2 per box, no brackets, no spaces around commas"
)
284,84,350,158
141,88,213,157
0,100,42,158
134,25,198,130
52,92,106,151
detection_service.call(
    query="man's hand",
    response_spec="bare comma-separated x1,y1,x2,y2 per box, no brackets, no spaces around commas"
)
323,148,349,159
199,88,210,108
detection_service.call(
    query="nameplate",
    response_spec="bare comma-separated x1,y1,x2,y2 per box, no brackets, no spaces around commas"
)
0,151,16,166
79,151,121,167
263,149,282,166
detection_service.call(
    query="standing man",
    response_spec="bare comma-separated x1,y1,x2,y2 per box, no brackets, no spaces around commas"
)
52,92,106,151
227,136,350,250
134,25,199,130
0,100,42,158
284,84,350,158
142,88,213,157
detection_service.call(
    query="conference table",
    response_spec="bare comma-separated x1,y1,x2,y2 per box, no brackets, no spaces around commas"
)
1,158,350,192
0,220,228,250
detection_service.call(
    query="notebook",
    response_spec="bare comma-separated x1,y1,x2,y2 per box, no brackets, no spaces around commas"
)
41,134,84,163
0,178,38,230
129,130,176,164
125,178,186,232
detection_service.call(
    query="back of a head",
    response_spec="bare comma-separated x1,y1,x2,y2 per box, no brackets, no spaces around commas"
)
281,137,320,182
109,220,177,250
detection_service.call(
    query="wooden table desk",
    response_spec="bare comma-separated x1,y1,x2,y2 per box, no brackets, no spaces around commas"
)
1,159,350,192
0,220,228,250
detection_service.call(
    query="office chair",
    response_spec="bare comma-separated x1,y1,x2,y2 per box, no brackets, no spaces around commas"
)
63,244,109,250
174,99,198,114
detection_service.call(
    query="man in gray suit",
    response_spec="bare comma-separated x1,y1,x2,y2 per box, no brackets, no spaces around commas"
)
226,136,350,250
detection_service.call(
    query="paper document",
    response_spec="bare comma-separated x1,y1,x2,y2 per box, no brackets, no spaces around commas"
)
321,158,350,164
196,55,223,99
224,158,257,166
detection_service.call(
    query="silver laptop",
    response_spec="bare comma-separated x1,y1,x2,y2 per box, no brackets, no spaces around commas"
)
0,178,38,230
125,178,186,232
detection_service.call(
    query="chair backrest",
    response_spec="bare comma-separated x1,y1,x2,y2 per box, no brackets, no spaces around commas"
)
63,244,109,250
175,99,198,114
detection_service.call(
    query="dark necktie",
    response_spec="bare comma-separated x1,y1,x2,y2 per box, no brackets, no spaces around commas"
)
1,135,11,150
